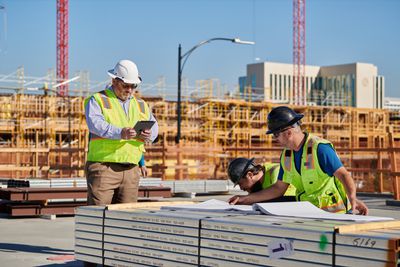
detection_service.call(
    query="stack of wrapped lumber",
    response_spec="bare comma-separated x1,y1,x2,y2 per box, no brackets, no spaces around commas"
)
75,202,400,267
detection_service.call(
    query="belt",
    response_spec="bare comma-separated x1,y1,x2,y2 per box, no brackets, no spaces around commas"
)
87,161,137,167
108,162,136,167
93,162,137,168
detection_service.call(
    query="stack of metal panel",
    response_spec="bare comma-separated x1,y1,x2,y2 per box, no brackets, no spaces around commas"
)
26,178,86,203
26,179,51,187
0,178,87,188
48,178,87,188
162,180,230,194
75,203,235,266
138,177,163,187
334,223,400,266
0,178,232,194
75,204,400,267
75,205,106,265
200,215,400,266
200,215,334,266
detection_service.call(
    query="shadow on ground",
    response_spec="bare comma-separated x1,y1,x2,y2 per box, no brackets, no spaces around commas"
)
0,243,73,255
37,261,82,267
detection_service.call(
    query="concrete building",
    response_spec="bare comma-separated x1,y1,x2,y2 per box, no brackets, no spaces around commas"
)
240,61,384,108
384,97,400,111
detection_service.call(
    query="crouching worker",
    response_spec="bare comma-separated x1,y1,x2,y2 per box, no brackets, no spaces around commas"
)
229,106,368,215
228,157,296,204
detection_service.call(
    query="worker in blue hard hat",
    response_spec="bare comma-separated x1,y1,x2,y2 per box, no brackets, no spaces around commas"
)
227,157,296,204
229,106,368,215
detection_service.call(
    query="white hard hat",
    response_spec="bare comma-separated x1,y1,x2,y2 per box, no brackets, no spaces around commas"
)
107,59,142,84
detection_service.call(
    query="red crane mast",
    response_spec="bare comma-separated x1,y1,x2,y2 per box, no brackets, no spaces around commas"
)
57,0,68,96
293,0,306,106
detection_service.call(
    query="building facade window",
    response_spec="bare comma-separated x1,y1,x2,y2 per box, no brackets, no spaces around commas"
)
269,73,272,100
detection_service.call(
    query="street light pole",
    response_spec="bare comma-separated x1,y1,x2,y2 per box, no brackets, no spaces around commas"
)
176,38,254,144
176,44,182,144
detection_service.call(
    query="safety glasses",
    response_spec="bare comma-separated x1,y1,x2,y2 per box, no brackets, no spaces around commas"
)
272,126,292,138
116,78,138,89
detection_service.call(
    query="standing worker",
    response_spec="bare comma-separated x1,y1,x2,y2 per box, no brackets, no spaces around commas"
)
227,158,296,203
84,59,158,205
102,82,150,179
229,106,368,215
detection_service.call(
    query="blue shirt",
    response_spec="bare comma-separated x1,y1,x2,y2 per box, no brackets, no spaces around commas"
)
138,155,145,167
278,143,343,180
85,87,159,142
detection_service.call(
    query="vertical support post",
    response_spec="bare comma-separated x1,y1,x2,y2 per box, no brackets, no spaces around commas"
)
59,133,62,176
235,133,238,158
247,133,251,158
213,133,218,179
377,143,383,193
162,134,166,180
176,142,183,180
388,130,399,200
68,97,72,177
36,131,39,178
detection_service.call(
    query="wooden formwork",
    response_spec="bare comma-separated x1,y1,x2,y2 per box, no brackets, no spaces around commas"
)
0,93,400,198
0,93,87,178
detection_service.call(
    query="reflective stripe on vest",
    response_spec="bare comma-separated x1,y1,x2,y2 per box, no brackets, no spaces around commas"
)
284,150,292,171
84,89,150,164
99,90,112,109
137,98,145,113
280,133,349,213
304,145,314,170
136,98,150,121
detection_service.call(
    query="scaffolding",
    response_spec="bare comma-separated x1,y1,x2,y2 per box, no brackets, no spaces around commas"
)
0,93,87,178
0,80,399,197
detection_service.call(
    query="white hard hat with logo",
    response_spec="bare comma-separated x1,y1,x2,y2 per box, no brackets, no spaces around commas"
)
107,59,142,84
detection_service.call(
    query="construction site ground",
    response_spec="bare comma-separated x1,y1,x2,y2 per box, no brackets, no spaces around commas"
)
0,192,399,267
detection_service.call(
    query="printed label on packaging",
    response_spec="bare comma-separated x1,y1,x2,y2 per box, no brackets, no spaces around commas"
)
268,239,294,259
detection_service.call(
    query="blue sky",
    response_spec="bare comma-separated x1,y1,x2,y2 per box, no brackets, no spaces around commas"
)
0,0,399,97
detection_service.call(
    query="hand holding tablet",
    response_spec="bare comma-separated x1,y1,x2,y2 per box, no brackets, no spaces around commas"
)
133,120,155,134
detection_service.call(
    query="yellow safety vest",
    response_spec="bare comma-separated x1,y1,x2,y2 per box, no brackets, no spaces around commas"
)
84,89,150,164
280,134,350,213
262,163,296,196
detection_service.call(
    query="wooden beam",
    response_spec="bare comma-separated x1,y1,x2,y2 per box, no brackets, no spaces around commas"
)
335,220,400,234
106,201,196,211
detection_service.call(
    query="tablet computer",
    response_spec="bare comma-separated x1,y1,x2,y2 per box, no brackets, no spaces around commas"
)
134,120,155,133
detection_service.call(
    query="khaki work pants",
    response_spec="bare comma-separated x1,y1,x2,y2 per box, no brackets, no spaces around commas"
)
85,161,140,205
